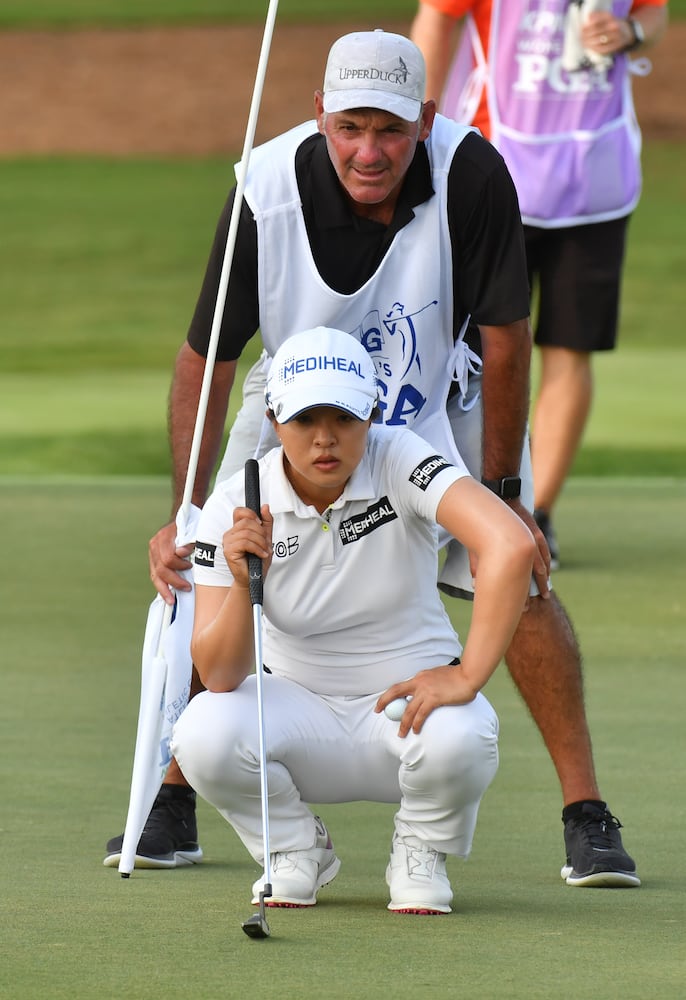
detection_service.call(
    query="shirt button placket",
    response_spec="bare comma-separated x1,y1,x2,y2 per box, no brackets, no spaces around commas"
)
320,510,336,567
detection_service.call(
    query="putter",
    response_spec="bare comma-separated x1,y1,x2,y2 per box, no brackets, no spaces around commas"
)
241,459,273,940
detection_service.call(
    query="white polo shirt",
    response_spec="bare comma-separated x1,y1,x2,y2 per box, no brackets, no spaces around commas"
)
194,425,469,696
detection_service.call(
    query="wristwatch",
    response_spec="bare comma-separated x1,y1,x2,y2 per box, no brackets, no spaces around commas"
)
625,17,645,51
481,476,522,500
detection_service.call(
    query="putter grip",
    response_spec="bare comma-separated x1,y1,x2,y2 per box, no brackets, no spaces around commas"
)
244,459,263,606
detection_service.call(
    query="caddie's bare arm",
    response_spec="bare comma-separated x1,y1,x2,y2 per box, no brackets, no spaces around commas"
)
410,2,463,104
191,504,273,691
582,2,668,56
376,477,536,735
479,319,551,592
148,345,237,604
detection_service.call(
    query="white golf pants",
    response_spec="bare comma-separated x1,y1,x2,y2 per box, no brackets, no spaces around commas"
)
171,674,499,862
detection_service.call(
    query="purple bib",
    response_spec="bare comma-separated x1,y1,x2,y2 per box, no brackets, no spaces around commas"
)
442,0,643,227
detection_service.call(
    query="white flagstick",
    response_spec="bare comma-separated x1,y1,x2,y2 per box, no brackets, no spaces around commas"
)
178,0,281,528
118,0,281,878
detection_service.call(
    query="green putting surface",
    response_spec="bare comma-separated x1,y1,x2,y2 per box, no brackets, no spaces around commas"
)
1,476,683,999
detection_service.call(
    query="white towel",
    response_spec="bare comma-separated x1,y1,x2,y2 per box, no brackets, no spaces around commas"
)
562,0,614,72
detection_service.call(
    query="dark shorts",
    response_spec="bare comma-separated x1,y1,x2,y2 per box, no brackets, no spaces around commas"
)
524,217,630,353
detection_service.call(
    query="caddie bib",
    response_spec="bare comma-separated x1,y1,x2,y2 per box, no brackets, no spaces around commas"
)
441,0,643,227
240,116,480,463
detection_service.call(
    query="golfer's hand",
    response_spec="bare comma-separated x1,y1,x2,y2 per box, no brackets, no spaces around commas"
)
375,663,479,737
223,505,273,588
149,520,195,604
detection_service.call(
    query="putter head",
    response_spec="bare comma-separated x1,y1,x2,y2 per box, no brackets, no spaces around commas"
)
241,884,272,939
241,913,270,939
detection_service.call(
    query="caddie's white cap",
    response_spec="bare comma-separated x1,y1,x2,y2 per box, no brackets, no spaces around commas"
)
323,29,425,123
265,328,379,424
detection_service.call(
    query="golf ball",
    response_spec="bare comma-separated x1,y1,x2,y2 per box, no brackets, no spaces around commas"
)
384,697,409,721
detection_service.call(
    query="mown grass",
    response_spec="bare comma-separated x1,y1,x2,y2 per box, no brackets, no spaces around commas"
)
1,144,684,477
0,0,417,29
1,6,683,998
2,143,684,374
1,476,683,999
1,0,683,28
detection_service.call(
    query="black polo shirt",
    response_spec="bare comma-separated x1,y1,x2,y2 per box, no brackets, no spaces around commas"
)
187,128,529,361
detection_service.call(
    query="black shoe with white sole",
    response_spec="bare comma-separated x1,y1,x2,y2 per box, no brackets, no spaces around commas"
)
103,785,203,869
561,801,640,888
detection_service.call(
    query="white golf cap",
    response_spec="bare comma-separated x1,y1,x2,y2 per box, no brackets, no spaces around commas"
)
265,328,379,424
323,29,425,123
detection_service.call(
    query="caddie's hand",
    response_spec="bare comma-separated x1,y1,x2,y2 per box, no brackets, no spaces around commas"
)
468,499,549,601
375,663,479,737
223,504,273,589
581,11,629,56
506,499,550,599
149,520,194,605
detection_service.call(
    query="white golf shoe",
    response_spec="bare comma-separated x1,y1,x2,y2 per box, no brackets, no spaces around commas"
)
386,834,453,915
251,816,341,907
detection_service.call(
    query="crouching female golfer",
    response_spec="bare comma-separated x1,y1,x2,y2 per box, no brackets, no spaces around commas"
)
171,327,535,915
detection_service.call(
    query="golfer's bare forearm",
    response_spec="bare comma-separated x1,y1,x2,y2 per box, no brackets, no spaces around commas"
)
168,343,236,515
192,584,255,691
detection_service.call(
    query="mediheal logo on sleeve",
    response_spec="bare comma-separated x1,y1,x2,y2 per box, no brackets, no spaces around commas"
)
194,542,217,567
409,455,452,491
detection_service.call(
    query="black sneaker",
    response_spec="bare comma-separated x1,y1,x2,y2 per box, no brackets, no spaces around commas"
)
561,802,640,887
534,508,560,570
103,785,203,869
